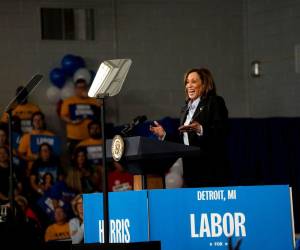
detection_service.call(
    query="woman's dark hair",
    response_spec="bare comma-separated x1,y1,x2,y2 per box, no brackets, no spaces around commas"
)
42,172,54,185
184,68,217,99
72,146,88,168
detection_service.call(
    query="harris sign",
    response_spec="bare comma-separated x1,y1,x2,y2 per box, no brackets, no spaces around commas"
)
83,185,294,250
148,185,294,250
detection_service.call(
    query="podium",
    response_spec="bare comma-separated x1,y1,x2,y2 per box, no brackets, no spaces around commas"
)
106,136,200,189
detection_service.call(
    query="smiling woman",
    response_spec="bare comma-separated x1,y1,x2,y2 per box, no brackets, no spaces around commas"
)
150,68,229,188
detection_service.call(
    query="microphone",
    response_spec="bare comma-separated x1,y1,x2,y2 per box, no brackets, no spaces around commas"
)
121,115,147,136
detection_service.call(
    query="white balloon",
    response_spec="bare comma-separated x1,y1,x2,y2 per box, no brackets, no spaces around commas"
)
165,172,183,189
46,86,61,103
61,80,75,99
73,67,91,84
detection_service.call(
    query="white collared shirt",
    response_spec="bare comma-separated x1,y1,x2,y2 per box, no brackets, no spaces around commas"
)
183,97,201,145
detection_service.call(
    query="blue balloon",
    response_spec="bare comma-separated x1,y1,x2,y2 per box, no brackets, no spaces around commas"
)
61,54,79,76
49,68,66,88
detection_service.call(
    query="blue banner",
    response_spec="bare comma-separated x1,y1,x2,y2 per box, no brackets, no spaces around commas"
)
148,185,294,250
83,191,149,244
30,134,61,155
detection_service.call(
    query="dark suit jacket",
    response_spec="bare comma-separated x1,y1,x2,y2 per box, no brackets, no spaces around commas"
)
168,94,229,187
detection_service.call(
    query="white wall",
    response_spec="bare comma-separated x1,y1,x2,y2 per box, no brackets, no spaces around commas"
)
244,0,300,117
4,0,299,135
115,0,245,122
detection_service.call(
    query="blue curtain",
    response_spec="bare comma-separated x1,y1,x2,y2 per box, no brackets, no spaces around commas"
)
227,118,300,232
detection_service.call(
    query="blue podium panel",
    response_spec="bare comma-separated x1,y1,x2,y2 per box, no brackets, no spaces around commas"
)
83,191,149,244
148,185,294,250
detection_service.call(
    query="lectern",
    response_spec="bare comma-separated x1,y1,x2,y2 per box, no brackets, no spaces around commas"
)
106,136,201,189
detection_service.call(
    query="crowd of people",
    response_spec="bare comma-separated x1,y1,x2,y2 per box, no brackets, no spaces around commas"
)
0,78,134,245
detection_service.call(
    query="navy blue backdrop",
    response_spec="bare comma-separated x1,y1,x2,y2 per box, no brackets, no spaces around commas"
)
226,118,300,233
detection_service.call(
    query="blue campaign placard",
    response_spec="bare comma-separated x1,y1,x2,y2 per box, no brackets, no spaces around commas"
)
83,191,149,244
30,134,61,155
86,145,103,165
69,103,99,121
148,185,294,250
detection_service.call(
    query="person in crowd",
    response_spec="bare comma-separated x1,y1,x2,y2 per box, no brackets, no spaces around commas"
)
29,143,62,198
0,146,10,203
41,172,55,193
0,118,25,181
18,111,55,169
1,86,41,133
24,144,62,226
44,206,71,242
0,124,24,198
108,161,133,192
76,120,103,191
1,196,43,249
65,147,95,194
14,196,44,249
0,126,8,147
69,194,84,244
150,68,229,187
15,195,41,229
60,78,101,153
36,171,76,226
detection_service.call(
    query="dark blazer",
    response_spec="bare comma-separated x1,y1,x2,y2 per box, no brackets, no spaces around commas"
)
169,94,229,187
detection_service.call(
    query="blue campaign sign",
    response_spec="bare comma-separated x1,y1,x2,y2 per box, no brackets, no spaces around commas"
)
83,191,149,244
30,134,61,155
148,185,294,250
86,145,103,165
69,103,98,121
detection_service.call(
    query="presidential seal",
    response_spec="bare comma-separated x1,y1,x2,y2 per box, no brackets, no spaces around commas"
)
111,135,125,161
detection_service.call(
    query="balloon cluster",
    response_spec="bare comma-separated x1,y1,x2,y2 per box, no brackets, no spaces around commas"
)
46,54,95,103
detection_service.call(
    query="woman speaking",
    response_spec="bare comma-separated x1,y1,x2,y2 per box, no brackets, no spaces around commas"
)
150,68,229,188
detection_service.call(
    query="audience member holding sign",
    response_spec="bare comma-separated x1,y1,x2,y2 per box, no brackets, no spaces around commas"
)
1,86,41,133
150,68,229,188
60,79,101,153
29,143,62,201
76,121,103,166
18,111,58,169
